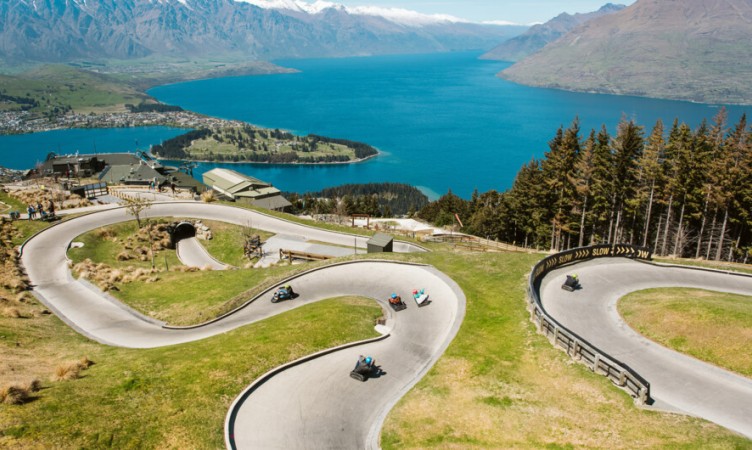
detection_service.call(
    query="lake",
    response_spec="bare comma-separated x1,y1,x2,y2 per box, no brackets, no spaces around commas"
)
2,52,749,198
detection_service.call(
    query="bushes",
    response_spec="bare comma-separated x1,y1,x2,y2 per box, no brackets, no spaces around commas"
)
53,357,94,382
0,379,41,405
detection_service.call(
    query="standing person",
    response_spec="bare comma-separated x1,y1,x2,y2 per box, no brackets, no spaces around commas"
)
36,202,43,216
47,199,55,217
27,204,34,220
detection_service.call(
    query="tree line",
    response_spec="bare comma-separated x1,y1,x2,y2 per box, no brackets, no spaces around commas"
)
418,111,752,263
285,183,428,217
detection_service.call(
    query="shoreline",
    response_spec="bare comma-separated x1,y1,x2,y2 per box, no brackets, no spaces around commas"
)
157,151,379,167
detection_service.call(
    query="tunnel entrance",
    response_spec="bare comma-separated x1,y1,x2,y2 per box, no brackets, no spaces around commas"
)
168,222,196,249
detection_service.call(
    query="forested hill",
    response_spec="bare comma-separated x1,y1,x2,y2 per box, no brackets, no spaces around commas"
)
419,111,752,264
151,126,378,164
285,183,429,217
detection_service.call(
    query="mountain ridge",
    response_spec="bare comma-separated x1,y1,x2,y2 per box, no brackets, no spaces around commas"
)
0,0,526,64
499,0,752,105
480,3,625,62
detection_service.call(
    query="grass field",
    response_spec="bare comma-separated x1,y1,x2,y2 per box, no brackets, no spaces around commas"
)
0,297,381,448
0,65,149,115
619,288,752,377
1,214,750,448
198,219,274,268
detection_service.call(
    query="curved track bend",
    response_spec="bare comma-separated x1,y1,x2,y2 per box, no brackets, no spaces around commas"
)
540,258,752,439
20,203,465,448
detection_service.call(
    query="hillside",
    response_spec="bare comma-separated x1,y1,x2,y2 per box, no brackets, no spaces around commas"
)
500,0,752,104
0,65,151,115
0,0,524,65
481,3,624,62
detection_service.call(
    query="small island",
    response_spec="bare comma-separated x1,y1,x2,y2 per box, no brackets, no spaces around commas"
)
151,125,378,164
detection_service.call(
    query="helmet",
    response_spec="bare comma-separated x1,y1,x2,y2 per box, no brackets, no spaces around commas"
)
365,356,372,364
412,289,418,294
391,293,397,299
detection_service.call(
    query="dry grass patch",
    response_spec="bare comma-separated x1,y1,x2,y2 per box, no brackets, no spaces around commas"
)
53,357,93,381
619,288,752,377
7,185,92,211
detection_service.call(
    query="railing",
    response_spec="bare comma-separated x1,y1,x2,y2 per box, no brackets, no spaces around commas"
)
422,233,530,253
527,244,653,404
279,248,333,262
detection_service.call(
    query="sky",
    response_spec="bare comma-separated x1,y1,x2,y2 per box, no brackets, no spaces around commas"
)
331,0,637,24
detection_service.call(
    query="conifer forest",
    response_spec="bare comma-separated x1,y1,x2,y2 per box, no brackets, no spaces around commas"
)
419,110,752,263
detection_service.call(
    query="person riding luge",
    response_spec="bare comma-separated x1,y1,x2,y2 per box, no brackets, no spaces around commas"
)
388,293,406,311
271,284,295,303
350,355,376,381
412,288,430,306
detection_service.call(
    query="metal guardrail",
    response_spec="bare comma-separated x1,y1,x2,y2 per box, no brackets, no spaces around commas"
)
527,244,653,404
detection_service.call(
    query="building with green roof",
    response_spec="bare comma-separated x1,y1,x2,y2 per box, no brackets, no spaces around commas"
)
202,168,291,211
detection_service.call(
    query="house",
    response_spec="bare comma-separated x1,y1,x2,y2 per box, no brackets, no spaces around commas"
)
202,168,291,211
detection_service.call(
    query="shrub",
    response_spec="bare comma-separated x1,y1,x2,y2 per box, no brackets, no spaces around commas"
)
79,357,94,369
26,379,42,392
201,190,216,203
0,384,31,405
53,362,81,381
116,251,134,261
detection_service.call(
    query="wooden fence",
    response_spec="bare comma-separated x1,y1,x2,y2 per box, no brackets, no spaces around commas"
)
422,233,530,253
279,249,333,262
527,244,653,404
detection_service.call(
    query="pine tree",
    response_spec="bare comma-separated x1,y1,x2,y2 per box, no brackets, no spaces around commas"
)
569,130,596,247
636,120,665,248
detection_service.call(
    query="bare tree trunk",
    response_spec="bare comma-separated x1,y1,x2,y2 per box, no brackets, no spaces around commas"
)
578,195,588,248
661,194,674,256
729,230,742,262
715,208,729,261
550,218,556,252
654,213,664,252
706,209,717,260
672,201,686,257
607,194,617,243
643,182,656,247
695,193,710,258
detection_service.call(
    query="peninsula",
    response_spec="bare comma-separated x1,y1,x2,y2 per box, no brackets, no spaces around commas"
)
151,126,378,164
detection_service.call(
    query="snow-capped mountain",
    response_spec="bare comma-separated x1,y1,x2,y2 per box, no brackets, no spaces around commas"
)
0,0,526,64
239,0,467,26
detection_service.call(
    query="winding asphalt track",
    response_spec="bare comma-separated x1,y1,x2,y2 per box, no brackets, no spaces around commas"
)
175,237,229,270
20,202,464,448
540,258,752,439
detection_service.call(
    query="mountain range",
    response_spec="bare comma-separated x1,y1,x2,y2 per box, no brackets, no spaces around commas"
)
500,0,752,104
0,0,525,64
480,3,625,62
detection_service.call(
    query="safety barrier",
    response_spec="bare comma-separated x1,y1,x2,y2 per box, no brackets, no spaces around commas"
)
422,233,530,253
527,244,653,404
279,248,333,262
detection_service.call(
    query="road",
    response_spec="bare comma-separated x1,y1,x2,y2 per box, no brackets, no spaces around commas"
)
175,237,229,270
20,202,464,449
539,258,752,439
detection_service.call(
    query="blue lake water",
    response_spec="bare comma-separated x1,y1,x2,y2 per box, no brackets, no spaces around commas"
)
0,126,186,169
2,52,749,198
